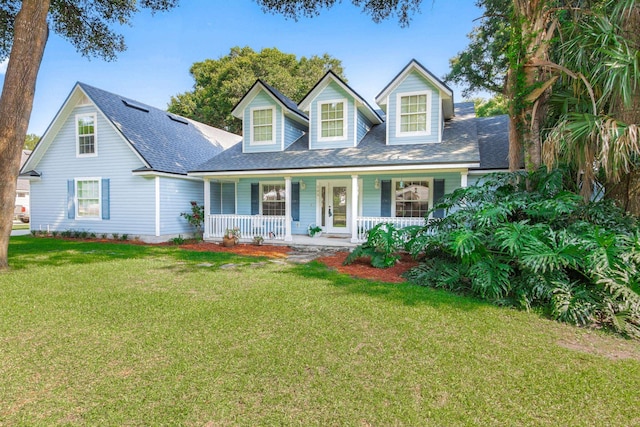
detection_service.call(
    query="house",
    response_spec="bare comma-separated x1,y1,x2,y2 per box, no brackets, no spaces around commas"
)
14,150,32,222
21,59,509,244
189,59,509,243
20,82,241,242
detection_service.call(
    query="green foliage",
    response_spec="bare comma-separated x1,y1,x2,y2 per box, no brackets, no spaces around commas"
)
0,1,179,62
444,0,512,97
403,169,640,338
168,46,345,133
471,95,509,117
180,201,204,235
344,223,403,268
256,0,425,27
171,235,185,245
23,133,39,150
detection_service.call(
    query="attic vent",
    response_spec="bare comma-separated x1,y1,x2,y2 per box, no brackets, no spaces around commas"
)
167,114,189,125
122,99,150,112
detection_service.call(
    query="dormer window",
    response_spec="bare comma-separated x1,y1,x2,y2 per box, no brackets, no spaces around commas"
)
251,107,275,145
396,91,431,137
319,99,347,141
76,113,97,157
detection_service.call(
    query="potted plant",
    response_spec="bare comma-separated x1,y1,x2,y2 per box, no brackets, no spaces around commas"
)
223,227,240,247
252,235,264,246
308,224,323,237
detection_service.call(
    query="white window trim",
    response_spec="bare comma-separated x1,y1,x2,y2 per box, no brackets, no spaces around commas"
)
317,98,348,142
259,181,286,216
75,177,102,220
391,177,433,218
395,90,432,138
250,106,276,146
76,113,98,157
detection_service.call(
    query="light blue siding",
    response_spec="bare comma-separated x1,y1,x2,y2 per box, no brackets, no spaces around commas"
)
159,177,203,235
30,104,157,237
357,110,373,144
242,91,283,153
284,117,306,148
309,82,355,149
387,71,442,145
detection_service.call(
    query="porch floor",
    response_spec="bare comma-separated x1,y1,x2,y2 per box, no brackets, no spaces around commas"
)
207,234,358,251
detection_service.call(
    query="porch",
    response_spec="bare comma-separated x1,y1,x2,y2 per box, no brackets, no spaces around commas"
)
205,214,426,245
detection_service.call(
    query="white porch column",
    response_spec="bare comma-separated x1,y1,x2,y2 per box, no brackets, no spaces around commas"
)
203,178,210,239
461,171,468,188
284,176,293,242
351,174,359,243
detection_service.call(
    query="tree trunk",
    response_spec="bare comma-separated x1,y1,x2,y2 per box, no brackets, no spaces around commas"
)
605,3,640,216
509,0,551,173
0,0,50,270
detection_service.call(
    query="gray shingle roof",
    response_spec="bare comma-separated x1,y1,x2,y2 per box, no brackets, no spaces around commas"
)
79,83,240,175
475,115,511,170
259,80,308,120
192,102,480,173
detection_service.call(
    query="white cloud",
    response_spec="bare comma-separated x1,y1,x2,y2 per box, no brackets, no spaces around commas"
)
0,58,8,74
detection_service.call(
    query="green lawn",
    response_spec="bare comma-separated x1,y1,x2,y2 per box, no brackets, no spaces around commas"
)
11,222,29,230
1,236,639,425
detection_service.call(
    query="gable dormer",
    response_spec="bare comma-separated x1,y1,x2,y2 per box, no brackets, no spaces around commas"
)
376,59,453,145
232,80,308,153
299,71,382,150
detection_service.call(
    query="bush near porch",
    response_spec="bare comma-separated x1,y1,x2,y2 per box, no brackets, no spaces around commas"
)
349,169,640,339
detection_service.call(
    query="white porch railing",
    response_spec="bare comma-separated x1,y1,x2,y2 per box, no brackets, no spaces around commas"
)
207,214,287,241
356,216,426,241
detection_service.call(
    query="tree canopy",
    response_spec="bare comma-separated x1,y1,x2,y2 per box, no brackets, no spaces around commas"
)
24,133,39,150
168,46,345,134
255,0,424,27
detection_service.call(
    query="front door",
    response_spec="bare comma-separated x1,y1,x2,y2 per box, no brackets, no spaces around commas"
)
318,180,350,234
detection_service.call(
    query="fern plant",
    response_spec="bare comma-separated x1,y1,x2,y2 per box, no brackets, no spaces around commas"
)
400,167,640,339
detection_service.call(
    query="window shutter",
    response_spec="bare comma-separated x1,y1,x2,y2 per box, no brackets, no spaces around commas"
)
67,180,75,219
251,183,260,215
291,182,300,221
101,179,110,220
221,182,236,214
380,180,391,217
433,179,445,218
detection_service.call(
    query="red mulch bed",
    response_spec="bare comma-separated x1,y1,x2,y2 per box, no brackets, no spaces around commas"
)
316,252,418,283
177,242,291,259
176,241,415,283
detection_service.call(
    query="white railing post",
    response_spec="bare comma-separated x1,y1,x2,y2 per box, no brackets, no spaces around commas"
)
204,214,287,241
351,175,359,243
203,179,210,239
284,177,292,242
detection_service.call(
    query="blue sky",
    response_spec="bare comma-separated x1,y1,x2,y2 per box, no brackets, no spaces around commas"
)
1,0,485,136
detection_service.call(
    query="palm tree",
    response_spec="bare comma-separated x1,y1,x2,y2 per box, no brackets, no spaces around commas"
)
543,0,639,212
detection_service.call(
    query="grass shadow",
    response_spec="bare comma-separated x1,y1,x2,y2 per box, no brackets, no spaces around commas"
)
7,236,266,271
291,260,489,311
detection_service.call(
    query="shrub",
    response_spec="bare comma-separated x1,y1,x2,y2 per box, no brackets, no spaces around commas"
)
171,235,185,245
344,223,405,268
121,234,128,241
401,168,640,338
111,233,119,240
181,201,204,236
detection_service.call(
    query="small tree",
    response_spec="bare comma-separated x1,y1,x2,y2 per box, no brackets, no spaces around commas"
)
180,201,204,239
